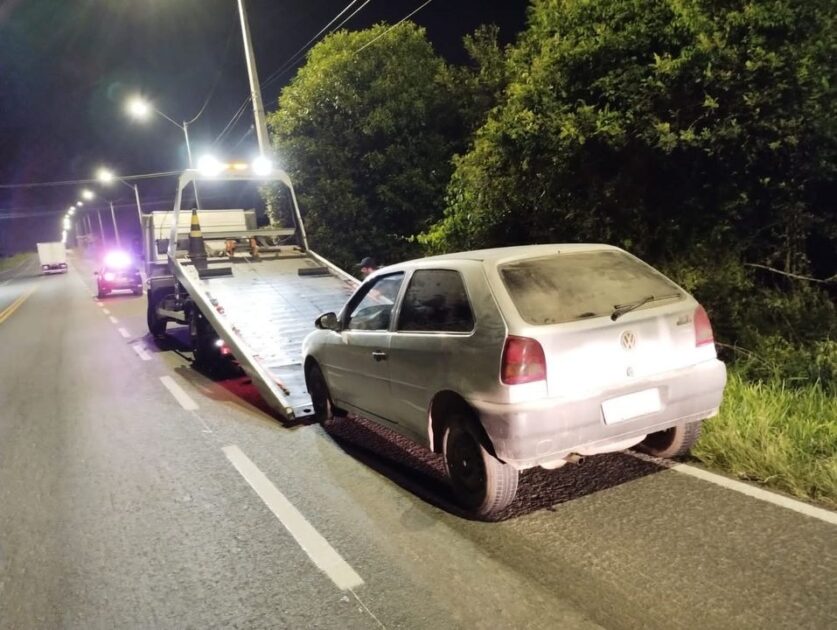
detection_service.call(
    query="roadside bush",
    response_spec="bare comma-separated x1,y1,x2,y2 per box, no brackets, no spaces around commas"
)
693,372,837,507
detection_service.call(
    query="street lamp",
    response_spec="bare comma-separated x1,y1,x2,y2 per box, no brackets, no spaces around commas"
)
125,96,196,169
125,96,200,207
81,189,95,201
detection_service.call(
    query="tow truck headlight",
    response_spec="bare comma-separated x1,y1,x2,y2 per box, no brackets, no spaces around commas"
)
197,154,224,177
104,272,116,282
252,156,272,176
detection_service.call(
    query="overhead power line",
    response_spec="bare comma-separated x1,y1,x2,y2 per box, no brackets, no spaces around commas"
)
213,0,374,149
186,7,238,126
0,170,181,190
354,0,434,55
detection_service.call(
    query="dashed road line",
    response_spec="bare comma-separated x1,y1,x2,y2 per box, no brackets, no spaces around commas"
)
222,445,365,591
629,451,837,525
102,308,111,315
108,315,118,324
160,376,199,411
96,302,104,308
131,343,152,361
118,327,131,339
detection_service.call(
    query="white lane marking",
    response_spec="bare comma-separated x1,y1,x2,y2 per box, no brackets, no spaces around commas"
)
160,376,199,411
131,343,152,361
102,308,111,315
628,451,837,525
673,463,837,526
96,302,104,308
118,327,131,339
108,315,118,324
222,445,364,591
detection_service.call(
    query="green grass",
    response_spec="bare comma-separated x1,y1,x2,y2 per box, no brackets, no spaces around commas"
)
0,253,31,272
692,372,837,508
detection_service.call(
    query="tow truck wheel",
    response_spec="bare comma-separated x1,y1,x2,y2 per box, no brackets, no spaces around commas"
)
190,310,222,374
147,288,167,338
97,286,108,299
443,415,518,520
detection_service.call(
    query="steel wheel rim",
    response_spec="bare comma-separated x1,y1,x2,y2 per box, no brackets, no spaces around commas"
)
448,430,486,497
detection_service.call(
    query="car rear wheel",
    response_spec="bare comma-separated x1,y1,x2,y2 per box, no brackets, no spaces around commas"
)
97,284,108,299
638,421,702,459
443,416,518,519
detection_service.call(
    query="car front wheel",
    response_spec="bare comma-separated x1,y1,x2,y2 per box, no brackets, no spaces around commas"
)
307,363,337,423
443,416,518,519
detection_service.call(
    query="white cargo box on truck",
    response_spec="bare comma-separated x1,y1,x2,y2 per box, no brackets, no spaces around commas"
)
37,242,67,274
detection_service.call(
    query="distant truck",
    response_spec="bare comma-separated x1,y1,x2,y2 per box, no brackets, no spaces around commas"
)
37,242,68,274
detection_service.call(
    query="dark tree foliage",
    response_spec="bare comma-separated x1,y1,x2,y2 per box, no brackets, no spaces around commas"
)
423,0,836,283
266,22,460,271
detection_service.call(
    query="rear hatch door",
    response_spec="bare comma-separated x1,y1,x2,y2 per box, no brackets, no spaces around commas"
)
496,249,700,398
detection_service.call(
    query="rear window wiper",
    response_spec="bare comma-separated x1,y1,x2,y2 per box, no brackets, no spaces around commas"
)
611,293,680,321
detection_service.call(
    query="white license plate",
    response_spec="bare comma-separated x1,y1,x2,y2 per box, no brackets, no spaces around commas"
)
602,388,662,424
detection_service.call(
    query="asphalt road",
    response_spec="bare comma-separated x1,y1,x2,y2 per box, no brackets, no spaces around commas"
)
0,251,835,629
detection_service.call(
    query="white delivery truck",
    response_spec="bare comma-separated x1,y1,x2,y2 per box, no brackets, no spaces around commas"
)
145,166,358,421
37,242,68,274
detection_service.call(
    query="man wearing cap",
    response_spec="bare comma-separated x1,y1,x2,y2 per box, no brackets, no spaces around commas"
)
358,256,379,278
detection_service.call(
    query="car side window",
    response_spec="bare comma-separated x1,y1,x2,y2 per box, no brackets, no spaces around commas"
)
397,269,475,333
345,272,405,331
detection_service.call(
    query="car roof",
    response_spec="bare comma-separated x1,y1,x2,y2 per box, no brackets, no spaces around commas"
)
381,243,621,272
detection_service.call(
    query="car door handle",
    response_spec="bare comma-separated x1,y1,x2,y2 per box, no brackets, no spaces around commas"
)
371,351,387,362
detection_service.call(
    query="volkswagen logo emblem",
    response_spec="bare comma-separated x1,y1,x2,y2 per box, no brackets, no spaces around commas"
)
620,330,637,350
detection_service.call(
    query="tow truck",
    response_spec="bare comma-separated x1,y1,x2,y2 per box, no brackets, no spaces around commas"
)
145,164,358,422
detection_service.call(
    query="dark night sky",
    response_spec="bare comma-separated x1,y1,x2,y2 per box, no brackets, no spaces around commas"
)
0,0,529,252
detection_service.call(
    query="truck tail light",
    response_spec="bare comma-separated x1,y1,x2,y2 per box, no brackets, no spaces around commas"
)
501,336,547,384
694,306,714,347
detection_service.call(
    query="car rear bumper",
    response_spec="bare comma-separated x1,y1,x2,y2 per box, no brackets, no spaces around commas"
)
473,359,727,469
101,277,142,290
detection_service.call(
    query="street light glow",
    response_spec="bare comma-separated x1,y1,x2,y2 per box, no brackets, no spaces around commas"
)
126,97,151,120
97,168,115,184
81,189,95,200
197,154,224,177
252,155,272,176
63,218,71,230
68,208,76,216
76,201,83,207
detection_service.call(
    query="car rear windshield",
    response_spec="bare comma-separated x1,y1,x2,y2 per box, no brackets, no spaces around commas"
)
499,250,683,325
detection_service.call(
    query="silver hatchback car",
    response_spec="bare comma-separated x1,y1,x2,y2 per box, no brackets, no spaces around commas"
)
303,244,727,518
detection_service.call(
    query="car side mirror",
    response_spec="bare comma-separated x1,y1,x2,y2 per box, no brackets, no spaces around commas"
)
315,312,339,331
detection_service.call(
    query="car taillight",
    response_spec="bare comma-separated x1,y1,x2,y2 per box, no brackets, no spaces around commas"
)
501,336,547,385
694,306,714,347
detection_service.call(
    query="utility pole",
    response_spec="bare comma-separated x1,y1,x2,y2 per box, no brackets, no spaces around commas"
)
108,200,121,247
96,209,105,244
237,0,271,156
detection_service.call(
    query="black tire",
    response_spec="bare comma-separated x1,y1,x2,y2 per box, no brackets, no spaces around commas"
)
638,421,702,459
147,289,167,338
132,286,143,296
97,283,108,299
443,416,518,519
190,310,220,372
307,363,336,423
